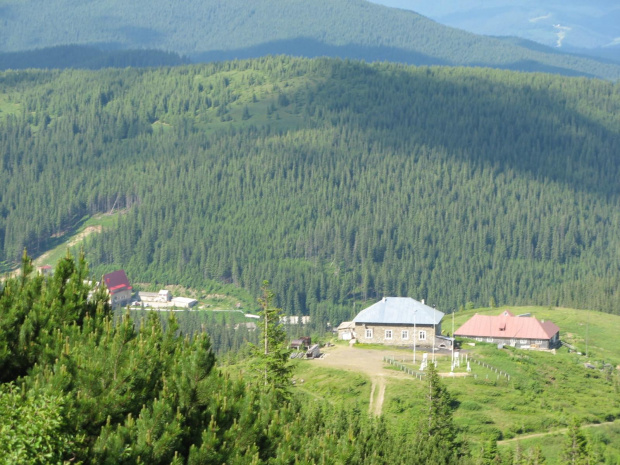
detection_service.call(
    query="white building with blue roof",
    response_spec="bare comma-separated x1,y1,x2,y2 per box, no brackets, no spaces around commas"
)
352,297,444,346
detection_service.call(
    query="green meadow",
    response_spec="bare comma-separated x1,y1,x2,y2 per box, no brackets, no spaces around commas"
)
292,306,620,462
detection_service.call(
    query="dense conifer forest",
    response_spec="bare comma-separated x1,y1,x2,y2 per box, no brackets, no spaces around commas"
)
0,45,189,71
1,0,620,80
1,57,619,327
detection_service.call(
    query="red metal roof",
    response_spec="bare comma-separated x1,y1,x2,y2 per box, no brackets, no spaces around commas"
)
454,310,559,340
103,270,132,294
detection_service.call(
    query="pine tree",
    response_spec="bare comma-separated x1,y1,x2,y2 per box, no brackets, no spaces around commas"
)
406,362,462,464
424,362,458,444
251,281,292,399
561,418,591,465
525,446,547,465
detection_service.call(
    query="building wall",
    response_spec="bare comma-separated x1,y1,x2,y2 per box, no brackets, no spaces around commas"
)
354,323,439,346
110,289,132,307
171,298,197,308
459,333,560,349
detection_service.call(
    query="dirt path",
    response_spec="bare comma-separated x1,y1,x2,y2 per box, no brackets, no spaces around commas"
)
498,420,618,444
367,377,387,415
317,344,421,416
368,379,376,414
2,225,103,280
373,376,387,416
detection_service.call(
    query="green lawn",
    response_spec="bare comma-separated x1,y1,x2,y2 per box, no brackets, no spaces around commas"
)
497,420,620,464
290,306,620,461
30,213,119,268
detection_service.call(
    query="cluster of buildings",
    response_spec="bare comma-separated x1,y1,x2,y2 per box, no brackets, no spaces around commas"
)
337,297,560,350
102,269,197,309
39,262,561,349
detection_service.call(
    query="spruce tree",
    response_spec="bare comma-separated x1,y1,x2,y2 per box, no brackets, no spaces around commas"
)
251,281,292,398
561,418,591,465
406,362,462,464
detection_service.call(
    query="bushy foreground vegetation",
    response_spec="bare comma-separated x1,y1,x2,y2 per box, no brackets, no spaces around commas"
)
1,57,619,325
0,253,469,464
2,254,617,463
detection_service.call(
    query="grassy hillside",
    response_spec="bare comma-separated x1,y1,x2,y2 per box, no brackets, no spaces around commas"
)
1,58,619,323
452,306,620,364
293,306,620,463
1,0,619,79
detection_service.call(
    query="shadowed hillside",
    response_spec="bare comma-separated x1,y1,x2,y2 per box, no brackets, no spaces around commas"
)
1,57,619,324
0,0,619,79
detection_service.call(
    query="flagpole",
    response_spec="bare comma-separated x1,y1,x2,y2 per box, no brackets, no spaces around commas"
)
413,309,417,363
432,310,436,365
451,309,455,371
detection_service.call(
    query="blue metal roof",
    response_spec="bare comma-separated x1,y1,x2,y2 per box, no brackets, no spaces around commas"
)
352,297,444,325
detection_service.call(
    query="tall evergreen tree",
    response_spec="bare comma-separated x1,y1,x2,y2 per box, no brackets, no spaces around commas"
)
405,362,463,464
251,281,292,398
561,418,592,465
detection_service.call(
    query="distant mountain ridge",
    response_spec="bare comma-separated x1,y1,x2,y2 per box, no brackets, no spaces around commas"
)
370,0,620,63
0,45,189,70
1,0,619,79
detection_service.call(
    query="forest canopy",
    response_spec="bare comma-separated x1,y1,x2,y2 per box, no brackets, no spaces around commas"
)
0,0,619,80
1,57,619,327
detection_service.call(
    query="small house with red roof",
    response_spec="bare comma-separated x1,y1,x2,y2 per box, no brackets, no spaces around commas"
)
454,310,560,349
37,264,53,277
103,270,133,307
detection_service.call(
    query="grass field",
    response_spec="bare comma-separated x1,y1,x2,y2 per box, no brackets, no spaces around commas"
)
291,306,620,462
451,306,620,367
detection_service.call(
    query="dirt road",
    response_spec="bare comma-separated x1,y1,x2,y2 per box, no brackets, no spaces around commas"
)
315,344,417,416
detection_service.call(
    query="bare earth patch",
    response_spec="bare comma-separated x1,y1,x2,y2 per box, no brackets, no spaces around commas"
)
67,225,102,247
311,345,464,415
315,345,417,416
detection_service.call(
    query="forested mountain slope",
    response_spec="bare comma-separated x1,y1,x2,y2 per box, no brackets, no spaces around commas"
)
0,45,189,70
370,0,620,56
1,57,620,325
1,0,620,80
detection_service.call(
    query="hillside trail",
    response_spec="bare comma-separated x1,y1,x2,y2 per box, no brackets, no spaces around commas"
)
498,420,618,444
2,225,103,280
368,376,387,416
318,344,415,416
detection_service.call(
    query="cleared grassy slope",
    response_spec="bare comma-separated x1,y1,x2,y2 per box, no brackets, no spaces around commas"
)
293,306,620,459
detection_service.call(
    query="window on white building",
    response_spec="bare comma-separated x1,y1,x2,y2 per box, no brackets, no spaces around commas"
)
486,337,494,342
419,330,427,341
476,337,483,342
365,329,373,339
385,330,393,339
402,330,409,339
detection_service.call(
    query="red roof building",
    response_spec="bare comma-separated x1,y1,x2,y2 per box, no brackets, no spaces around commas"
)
103,270,133,307
37,264,53,276
454,310,560,349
